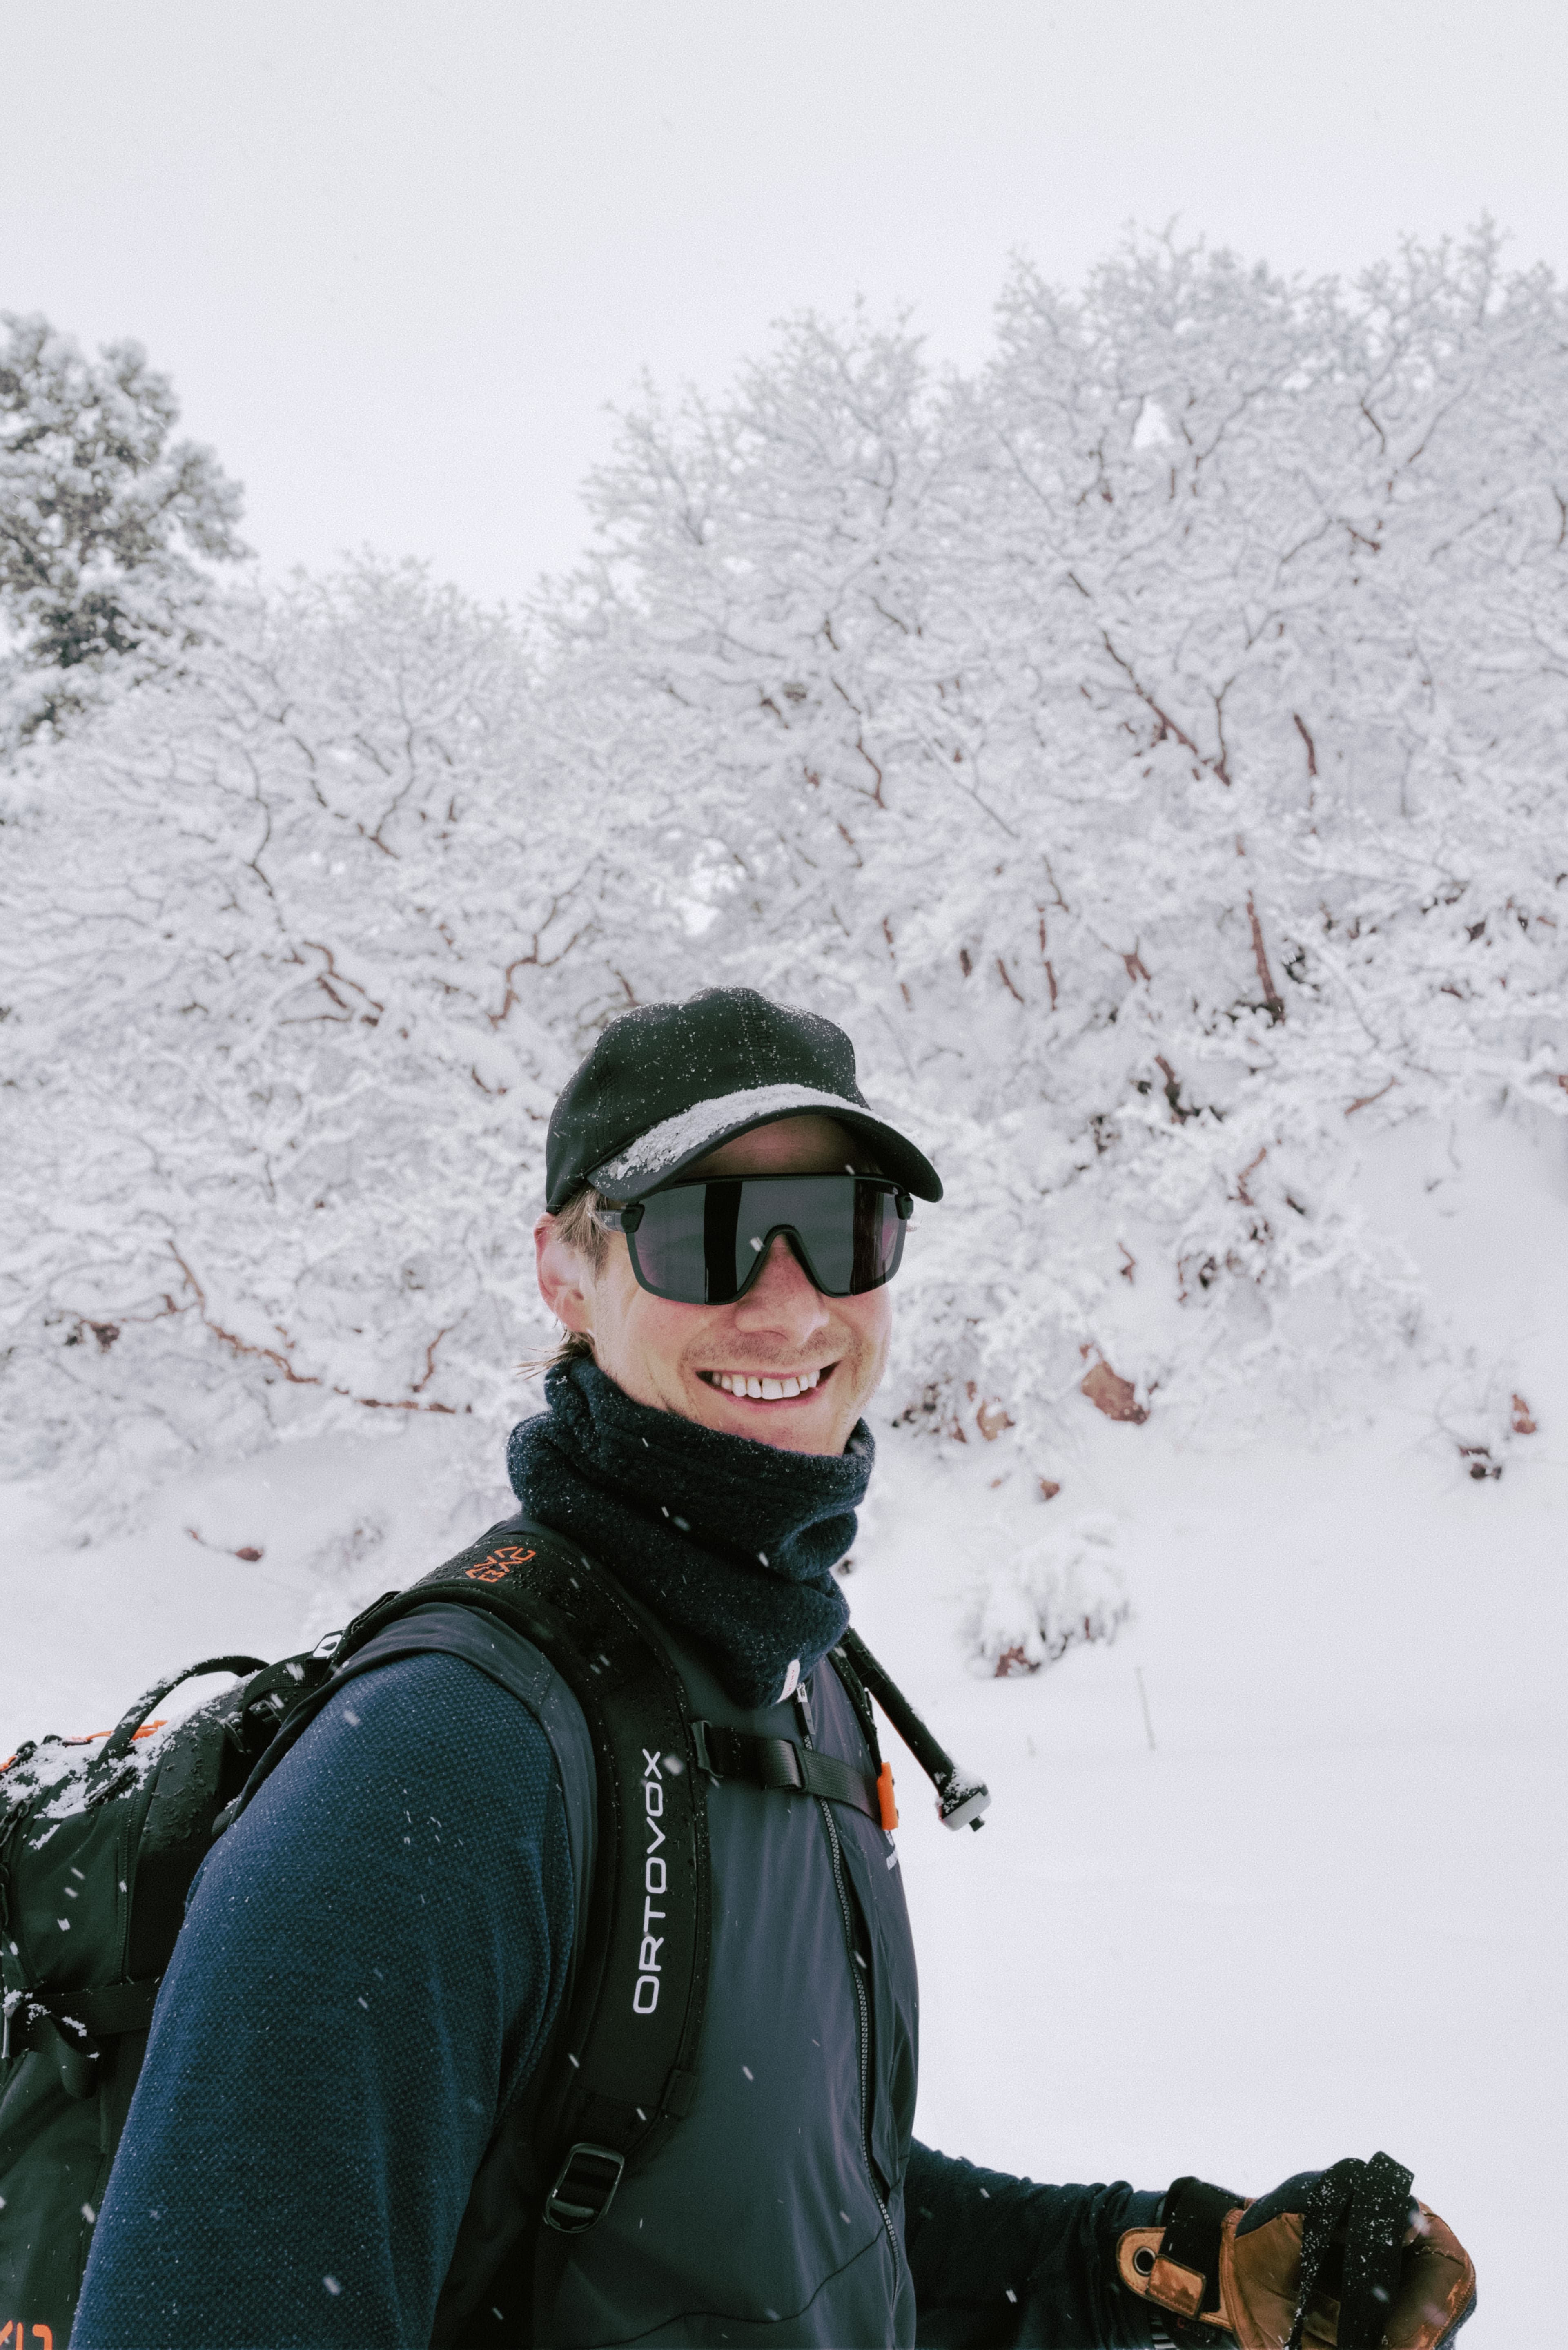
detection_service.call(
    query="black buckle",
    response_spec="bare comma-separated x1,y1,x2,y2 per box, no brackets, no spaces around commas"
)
0,1992,99,2094
0,1990,49,2062
690,1720,719,1780
542,2141,626,2234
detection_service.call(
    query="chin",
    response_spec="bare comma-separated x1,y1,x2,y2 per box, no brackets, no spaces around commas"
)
749,1417,851,1457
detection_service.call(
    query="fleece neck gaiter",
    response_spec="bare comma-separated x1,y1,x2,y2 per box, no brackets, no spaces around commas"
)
505,1357,871,1708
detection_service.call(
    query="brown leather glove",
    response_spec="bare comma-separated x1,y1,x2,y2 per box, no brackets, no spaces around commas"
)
1116,2155,1476,2348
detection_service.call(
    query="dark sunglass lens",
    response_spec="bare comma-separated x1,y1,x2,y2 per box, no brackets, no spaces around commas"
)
780,1176,858,1293
759,1177,901,1295
852,1182,904,1290
628,1184,729,1303
702,1179,745,1303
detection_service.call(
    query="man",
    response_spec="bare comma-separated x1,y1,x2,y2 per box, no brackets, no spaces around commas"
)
74,989,1474,2348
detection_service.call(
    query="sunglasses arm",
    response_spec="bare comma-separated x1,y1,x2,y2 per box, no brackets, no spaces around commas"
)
597,1203,644,1233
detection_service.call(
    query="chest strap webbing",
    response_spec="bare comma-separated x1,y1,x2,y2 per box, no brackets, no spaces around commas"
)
690,1721,883,1826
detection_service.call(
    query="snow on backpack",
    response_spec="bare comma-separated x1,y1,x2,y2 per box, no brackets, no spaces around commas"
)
0,1637,316,2346
0,1512,987,2346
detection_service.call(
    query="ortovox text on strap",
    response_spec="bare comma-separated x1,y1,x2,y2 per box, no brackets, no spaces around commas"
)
221,1509,714,2318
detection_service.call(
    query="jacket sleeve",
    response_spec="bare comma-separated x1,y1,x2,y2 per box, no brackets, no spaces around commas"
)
73,1650,575,2350
904,2140,1166,2349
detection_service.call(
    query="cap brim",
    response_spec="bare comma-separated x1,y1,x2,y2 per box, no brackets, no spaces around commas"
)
587,1081,943,1204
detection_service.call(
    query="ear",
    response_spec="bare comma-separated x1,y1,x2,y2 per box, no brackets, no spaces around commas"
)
534,1213,595,1335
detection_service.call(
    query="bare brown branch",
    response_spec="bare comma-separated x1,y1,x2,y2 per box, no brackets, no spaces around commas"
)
1235,1147,1267,1206
169,1246,459,1414
1245,892,1284,1020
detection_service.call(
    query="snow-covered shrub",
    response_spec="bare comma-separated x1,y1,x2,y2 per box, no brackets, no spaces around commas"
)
967,1514,1130,1676
0,562,646,1495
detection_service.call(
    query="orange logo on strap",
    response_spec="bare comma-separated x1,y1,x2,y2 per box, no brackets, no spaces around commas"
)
465,1545,535,1584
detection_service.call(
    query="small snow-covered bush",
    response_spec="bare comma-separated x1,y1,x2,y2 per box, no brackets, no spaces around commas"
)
967,1515,1131,1676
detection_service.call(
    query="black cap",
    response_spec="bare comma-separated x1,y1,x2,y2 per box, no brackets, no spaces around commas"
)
545,987,942,1212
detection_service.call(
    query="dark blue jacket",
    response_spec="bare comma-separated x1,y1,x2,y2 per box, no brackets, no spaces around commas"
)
74,1637,1159,2347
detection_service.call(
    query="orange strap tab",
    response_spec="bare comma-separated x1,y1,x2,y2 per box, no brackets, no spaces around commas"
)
876,1762,899,1831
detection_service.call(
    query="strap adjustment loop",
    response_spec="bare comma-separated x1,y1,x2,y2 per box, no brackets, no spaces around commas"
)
691,1721,882,1824
543,2141,626,2234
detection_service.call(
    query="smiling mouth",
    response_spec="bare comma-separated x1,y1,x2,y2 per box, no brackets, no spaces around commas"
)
699,1365,833,1402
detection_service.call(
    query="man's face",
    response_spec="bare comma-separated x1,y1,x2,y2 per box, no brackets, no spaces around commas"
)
534,1114,893,1455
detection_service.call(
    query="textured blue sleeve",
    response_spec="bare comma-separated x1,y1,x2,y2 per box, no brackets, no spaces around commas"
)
904,2141,1165,2348
74,1651,575,2350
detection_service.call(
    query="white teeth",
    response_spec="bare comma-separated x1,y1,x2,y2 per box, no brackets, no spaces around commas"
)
746,1376,764,1399
780,1376,801,1397
760,1378,783,1399
706,1367,824,1397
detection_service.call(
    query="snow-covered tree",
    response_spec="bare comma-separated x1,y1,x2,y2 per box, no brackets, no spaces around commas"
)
0,314,245,741
4,227,1566,1518
546,224,1568,1440
1,563,623,1494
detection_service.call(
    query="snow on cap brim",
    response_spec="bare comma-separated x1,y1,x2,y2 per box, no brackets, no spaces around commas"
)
589,1081,943,1204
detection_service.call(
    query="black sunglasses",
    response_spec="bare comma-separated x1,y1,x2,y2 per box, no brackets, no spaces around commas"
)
599,1175,914,1306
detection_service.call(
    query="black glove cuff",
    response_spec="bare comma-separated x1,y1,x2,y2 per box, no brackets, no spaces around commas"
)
1168,2176,1246,2292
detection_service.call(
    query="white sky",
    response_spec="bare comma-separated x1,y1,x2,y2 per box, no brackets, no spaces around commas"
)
5,0,1566,603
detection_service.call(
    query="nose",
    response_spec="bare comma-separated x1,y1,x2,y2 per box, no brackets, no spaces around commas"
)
733,1232,831,1340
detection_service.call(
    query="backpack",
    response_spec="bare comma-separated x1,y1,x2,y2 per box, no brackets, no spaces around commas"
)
1,1510,987,2345
0,1635,336,2341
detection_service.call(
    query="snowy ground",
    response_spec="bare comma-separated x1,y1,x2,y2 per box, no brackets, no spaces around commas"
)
865,1426,1565,2348
6,1110,1564,2342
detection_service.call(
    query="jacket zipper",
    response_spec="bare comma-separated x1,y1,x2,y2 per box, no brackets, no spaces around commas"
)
798,1688,900,2272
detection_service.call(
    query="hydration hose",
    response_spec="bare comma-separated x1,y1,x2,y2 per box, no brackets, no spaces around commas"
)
837,1628,991,1831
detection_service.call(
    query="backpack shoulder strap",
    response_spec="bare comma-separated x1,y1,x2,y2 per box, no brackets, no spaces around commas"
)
824,1639,884,1768
223,1512,710,2258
